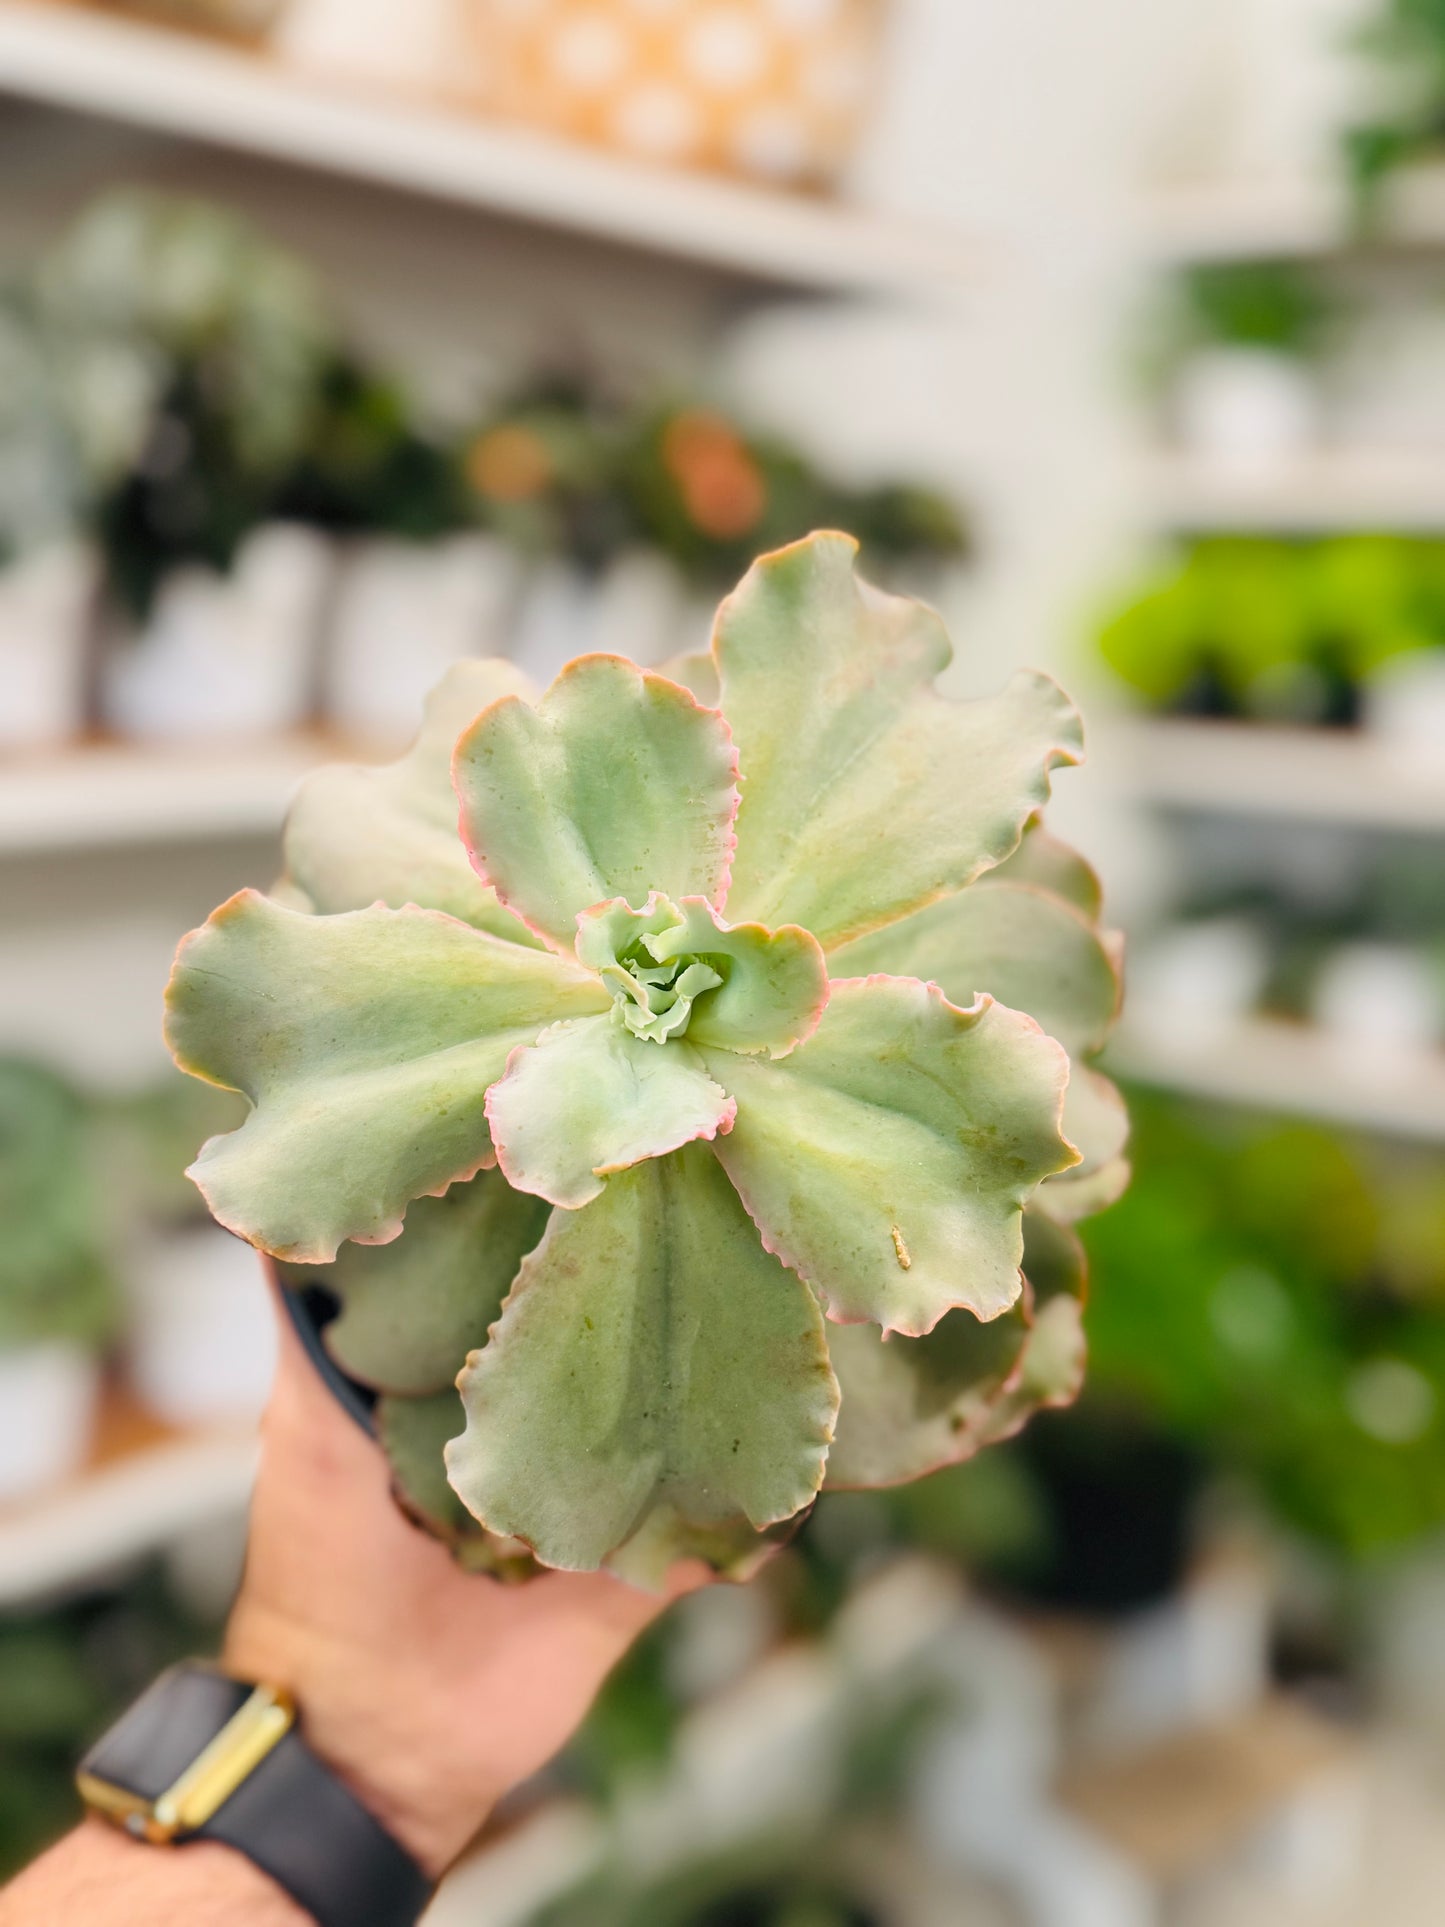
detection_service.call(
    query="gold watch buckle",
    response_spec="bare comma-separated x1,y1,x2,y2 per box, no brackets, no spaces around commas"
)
78,1682,296,1845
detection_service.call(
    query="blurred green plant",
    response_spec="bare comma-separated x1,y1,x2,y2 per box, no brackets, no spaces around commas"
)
1344,0,1445,210
1096,534,1445,722
465,377,970,590
21,191,336,619
0,1060,119,1353
1165,261,1333,361
1079,1091,1445,1561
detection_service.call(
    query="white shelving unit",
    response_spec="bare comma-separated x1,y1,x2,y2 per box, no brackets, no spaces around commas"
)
0,2,974,299
0,1430,257,1608
0,735,368,856
1111,1015,1445,1143
1140,163,1445,264
1140,451,1445,533
1101,717,1445,835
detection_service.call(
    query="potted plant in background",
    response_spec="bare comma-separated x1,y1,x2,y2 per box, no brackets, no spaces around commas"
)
1153,260,1334,473
1095,532,1445,727
281,355,521,743
0,303,96,754
26,191,336,744
0,1060,119,1505
163,529,1124,1583
99,1075,277,1432
469,376,970,687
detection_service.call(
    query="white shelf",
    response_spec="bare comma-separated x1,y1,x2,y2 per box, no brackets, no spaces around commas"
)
0,2,974,298
1140,450,1445,532
0,735,363,856
0,1430,257,1607
1110,1015,1445,1141
1100,718,1445,834
1139,164,1445,263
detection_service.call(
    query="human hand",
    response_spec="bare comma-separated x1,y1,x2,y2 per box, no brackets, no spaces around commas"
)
224,1269,707,1880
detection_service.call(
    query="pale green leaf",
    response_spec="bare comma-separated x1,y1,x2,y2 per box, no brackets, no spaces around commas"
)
987,820,1103,920
715,534,1083,949
306,1172,550,1395
377,1392,537,1577
707,976,1076,1337
165,891,607,1261
825,1306,1029,1489
978,1295,1087,1445
454,655,740,949
823,1205,1087,1488
282,660,540,943
830,880,1120,1056
446,1144,839,1575
487,1014,736,1210
1040,1066,1130,1224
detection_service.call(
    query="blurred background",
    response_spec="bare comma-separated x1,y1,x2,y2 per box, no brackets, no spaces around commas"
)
3,0,1445,1921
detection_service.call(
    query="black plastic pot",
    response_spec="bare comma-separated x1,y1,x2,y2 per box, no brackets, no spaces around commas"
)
278,1278,376,1437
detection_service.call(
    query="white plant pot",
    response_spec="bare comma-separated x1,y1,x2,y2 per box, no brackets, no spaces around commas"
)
0,542,96,751
0,1341,101,1505
509,551,691,689
123,1224,277,1429
1173,348,1320,474
102,522,332,743
1311,943,1442,1068
1129,918,1271,1044
325,535,523,742
1365,650,1445,769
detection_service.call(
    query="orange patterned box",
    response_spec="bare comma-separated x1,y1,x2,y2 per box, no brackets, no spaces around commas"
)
473,0,886,189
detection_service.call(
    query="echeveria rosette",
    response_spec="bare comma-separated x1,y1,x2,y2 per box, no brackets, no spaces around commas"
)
165,530,1120,1581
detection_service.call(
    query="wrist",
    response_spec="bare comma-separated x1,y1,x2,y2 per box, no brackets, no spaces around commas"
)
224,1597,494,1880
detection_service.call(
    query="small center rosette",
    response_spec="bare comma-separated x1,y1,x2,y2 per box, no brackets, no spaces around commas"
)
483,894,829,1211
575,894,828,1055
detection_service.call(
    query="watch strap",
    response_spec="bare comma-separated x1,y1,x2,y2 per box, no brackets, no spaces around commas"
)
197,1725,433,1927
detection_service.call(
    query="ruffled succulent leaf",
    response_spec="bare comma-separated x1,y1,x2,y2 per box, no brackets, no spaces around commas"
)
1020,1205,1089,1307
445,1144,839,1576
657,649,719,707
1039,1154,1132,1224
295,1173,550,1396
830,880,1119,1057
824,1305,1030,1489
715,533,1083,949
165,891,607,1261
454,655,740,950
282,660,541,943
486,1015,737,1210
823,1206,1088,1488
1041,1066,1130,1225
377,1391,538,1579
706,976,1076,1338
605,1508,800,1592
986,820,1103,920
574,894,829,1059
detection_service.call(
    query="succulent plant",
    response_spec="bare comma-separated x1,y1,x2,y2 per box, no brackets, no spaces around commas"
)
166,532,1125,1583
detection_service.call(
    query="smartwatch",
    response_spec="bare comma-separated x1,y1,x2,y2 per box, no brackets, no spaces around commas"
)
76,1661,433,1927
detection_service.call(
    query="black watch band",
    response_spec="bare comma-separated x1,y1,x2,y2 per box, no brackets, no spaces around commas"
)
76,1663,434,1927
